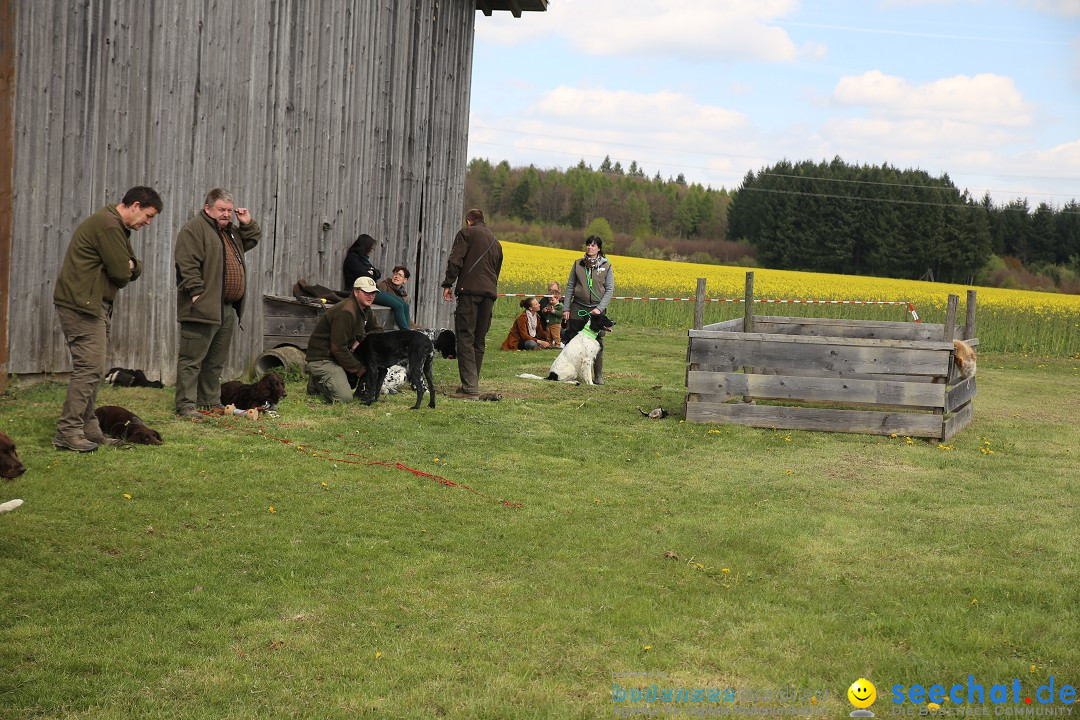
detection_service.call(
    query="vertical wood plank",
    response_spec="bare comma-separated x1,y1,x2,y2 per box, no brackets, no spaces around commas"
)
964,290,976,341
693,277,705,330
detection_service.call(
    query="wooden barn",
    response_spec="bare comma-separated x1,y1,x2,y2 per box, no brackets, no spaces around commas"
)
0,0,547,391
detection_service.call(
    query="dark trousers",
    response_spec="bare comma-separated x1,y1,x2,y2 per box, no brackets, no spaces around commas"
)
453,294,495,395
55,304,112,439
175,306,237,410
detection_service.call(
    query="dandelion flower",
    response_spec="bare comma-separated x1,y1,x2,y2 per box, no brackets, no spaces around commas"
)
123,493,132,500
269,506,276,513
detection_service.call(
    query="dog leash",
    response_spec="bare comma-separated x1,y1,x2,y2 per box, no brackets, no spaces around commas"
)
205,417,523,509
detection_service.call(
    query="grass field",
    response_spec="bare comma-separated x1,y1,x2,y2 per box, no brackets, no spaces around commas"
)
499,242,1080,356
2,323,1078,719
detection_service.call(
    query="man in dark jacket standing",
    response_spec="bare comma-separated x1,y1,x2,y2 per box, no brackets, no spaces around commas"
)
441,208,502,400
174,188,261,417
53,186,163,451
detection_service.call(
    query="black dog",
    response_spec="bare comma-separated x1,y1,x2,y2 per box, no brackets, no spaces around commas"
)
105,367,165,388
94,406,163,445
419,328,457,359
220,372,287,410
353,330,437,409
0,430,27,479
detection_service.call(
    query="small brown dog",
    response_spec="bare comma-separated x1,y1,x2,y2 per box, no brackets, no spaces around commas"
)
220,372,287,410
953,339,977,379
94,406,164,445
0,430,27,479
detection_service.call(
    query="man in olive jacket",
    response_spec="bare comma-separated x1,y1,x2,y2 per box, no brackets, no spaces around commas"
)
305,276,383,403
441,208,502,400
174,188,261,417
53,186,163,452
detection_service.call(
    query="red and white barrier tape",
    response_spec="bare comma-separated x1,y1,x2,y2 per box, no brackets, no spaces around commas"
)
498,294,921,322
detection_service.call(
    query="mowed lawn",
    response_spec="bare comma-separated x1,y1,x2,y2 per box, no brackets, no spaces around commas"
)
1,323,1078,719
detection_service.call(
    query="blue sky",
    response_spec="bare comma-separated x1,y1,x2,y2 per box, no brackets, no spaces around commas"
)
469,0,1080,207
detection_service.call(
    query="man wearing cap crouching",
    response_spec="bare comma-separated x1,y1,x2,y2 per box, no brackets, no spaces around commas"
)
304,276,384,403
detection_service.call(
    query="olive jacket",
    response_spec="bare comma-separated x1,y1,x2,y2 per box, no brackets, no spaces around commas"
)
305,295,384,376
174,211,261,325
53,205,142,318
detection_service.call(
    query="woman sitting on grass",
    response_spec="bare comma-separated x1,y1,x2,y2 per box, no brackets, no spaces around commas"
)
501,297,552,351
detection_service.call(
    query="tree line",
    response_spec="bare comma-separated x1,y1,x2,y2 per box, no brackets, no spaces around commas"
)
464,156,1080,289
464,157,731,242
728,158,1080,285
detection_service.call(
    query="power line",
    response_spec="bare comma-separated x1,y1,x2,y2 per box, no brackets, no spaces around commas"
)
740,185,1080,215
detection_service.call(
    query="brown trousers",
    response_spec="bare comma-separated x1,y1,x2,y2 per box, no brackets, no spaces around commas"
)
453,294,495,395
55,304,112,440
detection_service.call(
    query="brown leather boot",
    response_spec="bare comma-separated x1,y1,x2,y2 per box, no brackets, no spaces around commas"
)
53,434,99,452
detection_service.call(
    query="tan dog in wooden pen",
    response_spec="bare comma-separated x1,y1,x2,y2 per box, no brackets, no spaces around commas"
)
953,339,976,379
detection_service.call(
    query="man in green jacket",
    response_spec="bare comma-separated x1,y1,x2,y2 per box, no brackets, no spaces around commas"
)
53,186,163,452
174,188,261,417
305,276,383,403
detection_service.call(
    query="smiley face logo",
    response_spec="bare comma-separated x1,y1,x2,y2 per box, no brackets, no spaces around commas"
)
848,678,877,709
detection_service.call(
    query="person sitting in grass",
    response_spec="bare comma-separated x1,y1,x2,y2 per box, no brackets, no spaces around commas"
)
501,296,552,351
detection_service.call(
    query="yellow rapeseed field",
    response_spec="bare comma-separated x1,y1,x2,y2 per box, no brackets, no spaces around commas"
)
499,242,1080,355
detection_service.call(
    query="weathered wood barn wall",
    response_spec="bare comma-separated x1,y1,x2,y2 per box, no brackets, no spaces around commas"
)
1,0,544,387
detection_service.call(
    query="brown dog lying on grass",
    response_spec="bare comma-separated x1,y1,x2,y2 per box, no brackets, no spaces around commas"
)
221,372,287,410
1,430,26,515
1,430,26,479
94,406,163,445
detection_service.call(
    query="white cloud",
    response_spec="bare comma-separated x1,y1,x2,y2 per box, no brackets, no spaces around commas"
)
1023,0,1080,18
832,70,1034,127
469,86,761,187
532,86,748,133
476,0,803,63
1035,138,1080,168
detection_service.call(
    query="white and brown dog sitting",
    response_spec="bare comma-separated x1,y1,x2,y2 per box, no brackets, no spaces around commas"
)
953,339,977,379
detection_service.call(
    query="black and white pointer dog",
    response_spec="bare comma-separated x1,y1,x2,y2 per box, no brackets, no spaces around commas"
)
374,329,458,396
354,330,438,409
517,312,615,385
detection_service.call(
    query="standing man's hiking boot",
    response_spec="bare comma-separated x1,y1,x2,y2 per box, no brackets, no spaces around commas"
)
84,431,123,447
53,434,98,452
